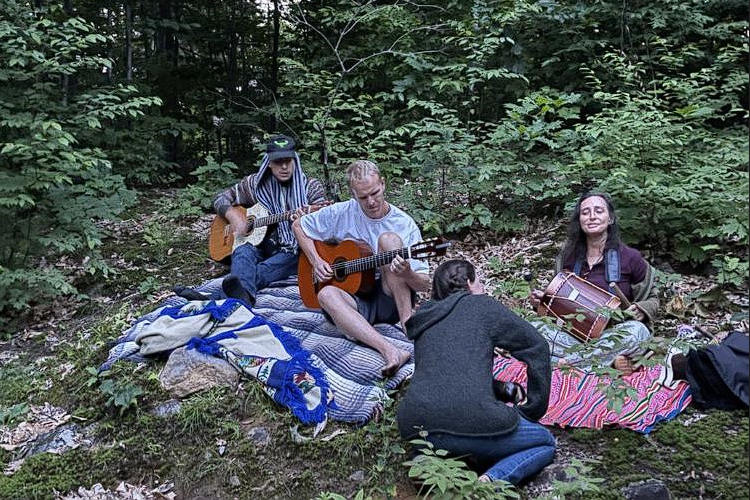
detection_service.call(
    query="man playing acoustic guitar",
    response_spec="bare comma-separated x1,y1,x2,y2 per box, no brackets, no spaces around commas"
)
292,160,430,377
209,135,326,305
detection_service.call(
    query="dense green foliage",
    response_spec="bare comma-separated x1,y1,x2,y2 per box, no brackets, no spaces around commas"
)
0,1,160,324
0,0,747,323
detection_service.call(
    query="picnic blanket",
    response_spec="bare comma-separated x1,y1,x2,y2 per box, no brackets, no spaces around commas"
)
493,356,692,434
129,298,332,424
101,277,414,424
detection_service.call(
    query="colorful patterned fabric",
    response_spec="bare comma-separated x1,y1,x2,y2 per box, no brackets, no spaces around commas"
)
100,278,414,424
492,356,692,434
106,298,332,425
183,308,333,425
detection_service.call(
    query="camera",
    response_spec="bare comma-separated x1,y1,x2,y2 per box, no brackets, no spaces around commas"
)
493,380,526,404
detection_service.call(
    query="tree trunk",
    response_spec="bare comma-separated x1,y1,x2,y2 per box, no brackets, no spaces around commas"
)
269,0,280,132
61,0,74,105
125,0,133,81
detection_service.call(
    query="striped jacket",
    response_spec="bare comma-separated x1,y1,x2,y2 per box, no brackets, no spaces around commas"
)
213,156,326,252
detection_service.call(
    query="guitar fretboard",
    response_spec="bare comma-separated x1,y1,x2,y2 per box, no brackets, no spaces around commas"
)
251,209,296,228
331,247,411,276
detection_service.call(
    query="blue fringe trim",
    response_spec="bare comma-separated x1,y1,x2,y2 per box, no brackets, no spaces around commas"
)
186,330,239,356
245,314,335,409
269,352,332,425
156,299,241,322
234,314,335,423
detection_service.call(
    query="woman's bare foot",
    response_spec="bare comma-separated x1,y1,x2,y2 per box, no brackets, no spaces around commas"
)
478,474,490,483
613,355,635,375
381,348,411,377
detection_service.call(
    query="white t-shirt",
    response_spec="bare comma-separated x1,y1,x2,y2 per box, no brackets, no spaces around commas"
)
299,199,429,273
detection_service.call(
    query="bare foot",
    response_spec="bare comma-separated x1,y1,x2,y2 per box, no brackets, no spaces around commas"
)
613,355,635,375
478,474,490,483
381,348,411,377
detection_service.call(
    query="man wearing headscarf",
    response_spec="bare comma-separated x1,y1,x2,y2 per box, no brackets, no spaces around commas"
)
213,135,326,305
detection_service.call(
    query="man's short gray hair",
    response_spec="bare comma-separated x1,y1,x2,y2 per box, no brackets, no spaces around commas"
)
346,160,382,189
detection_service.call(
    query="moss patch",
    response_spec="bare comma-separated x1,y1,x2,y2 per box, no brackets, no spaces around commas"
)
0,449,113,500
559,408,749,499
0,363,48,407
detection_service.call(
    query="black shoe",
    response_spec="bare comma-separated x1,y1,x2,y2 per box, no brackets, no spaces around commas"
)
221,275,255,306
173,285,209,301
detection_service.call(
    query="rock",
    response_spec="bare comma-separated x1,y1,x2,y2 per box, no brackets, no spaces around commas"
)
348,470,365,482
159,347,240,398
526,461,571,488
622,479,672,500
246,427,271,446
151,399,182,417
229,475,241,487
25,424,89,458
521,461,575,500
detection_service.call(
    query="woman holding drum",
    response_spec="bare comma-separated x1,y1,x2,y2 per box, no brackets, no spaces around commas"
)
530,193,659,375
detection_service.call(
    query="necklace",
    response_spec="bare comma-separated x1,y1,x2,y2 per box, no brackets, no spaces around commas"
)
586,244,605,268
587,253,603,267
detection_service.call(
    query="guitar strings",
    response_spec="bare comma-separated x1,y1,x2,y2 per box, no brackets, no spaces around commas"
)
329,248,407,273
326,240,443,274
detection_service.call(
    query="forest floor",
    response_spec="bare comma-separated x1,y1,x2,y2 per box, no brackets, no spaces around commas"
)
0,189,747,500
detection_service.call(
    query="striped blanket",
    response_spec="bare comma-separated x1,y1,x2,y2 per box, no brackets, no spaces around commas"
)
493,357,692,434
101,278,413,424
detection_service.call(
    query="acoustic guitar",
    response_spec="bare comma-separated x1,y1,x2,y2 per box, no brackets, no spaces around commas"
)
297,237,451,308
208,201,330,262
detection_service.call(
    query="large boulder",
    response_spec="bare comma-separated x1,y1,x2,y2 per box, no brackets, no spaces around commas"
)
159,347,239,397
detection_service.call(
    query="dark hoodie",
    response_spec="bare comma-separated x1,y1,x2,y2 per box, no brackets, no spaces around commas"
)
397,291,551,439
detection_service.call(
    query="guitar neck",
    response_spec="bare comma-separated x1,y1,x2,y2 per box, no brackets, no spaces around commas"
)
333,247,411,276
251,208,296,228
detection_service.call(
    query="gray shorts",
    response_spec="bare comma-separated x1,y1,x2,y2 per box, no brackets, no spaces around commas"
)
322,279,415,326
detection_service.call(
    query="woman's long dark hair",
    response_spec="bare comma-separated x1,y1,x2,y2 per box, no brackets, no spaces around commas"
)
560,192,622,265
431,259,476,301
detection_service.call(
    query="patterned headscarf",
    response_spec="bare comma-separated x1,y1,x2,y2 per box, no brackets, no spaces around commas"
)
252,153,309,250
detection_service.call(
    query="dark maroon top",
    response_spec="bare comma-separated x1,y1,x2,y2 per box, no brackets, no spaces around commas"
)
563,244,648,301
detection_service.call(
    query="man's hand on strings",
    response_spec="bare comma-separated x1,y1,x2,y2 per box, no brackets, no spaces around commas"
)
313,258,333,283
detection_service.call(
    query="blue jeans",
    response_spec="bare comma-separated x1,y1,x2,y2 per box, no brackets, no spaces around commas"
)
229,244,298,299
425,417,556,485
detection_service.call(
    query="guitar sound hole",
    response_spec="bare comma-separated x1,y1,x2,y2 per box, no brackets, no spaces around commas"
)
246,216,256,231
332,257,346,281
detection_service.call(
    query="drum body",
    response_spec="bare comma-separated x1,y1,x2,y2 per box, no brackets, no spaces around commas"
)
537,271,621,342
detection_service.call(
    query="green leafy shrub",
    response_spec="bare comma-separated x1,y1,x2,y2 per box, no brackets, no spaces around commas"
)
86,367,143,416
712,254,749,288
403,434,518,499
0,2,161,321
0,403,29,426
177,155,238,215
536,458,605,499
572,31,748,266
